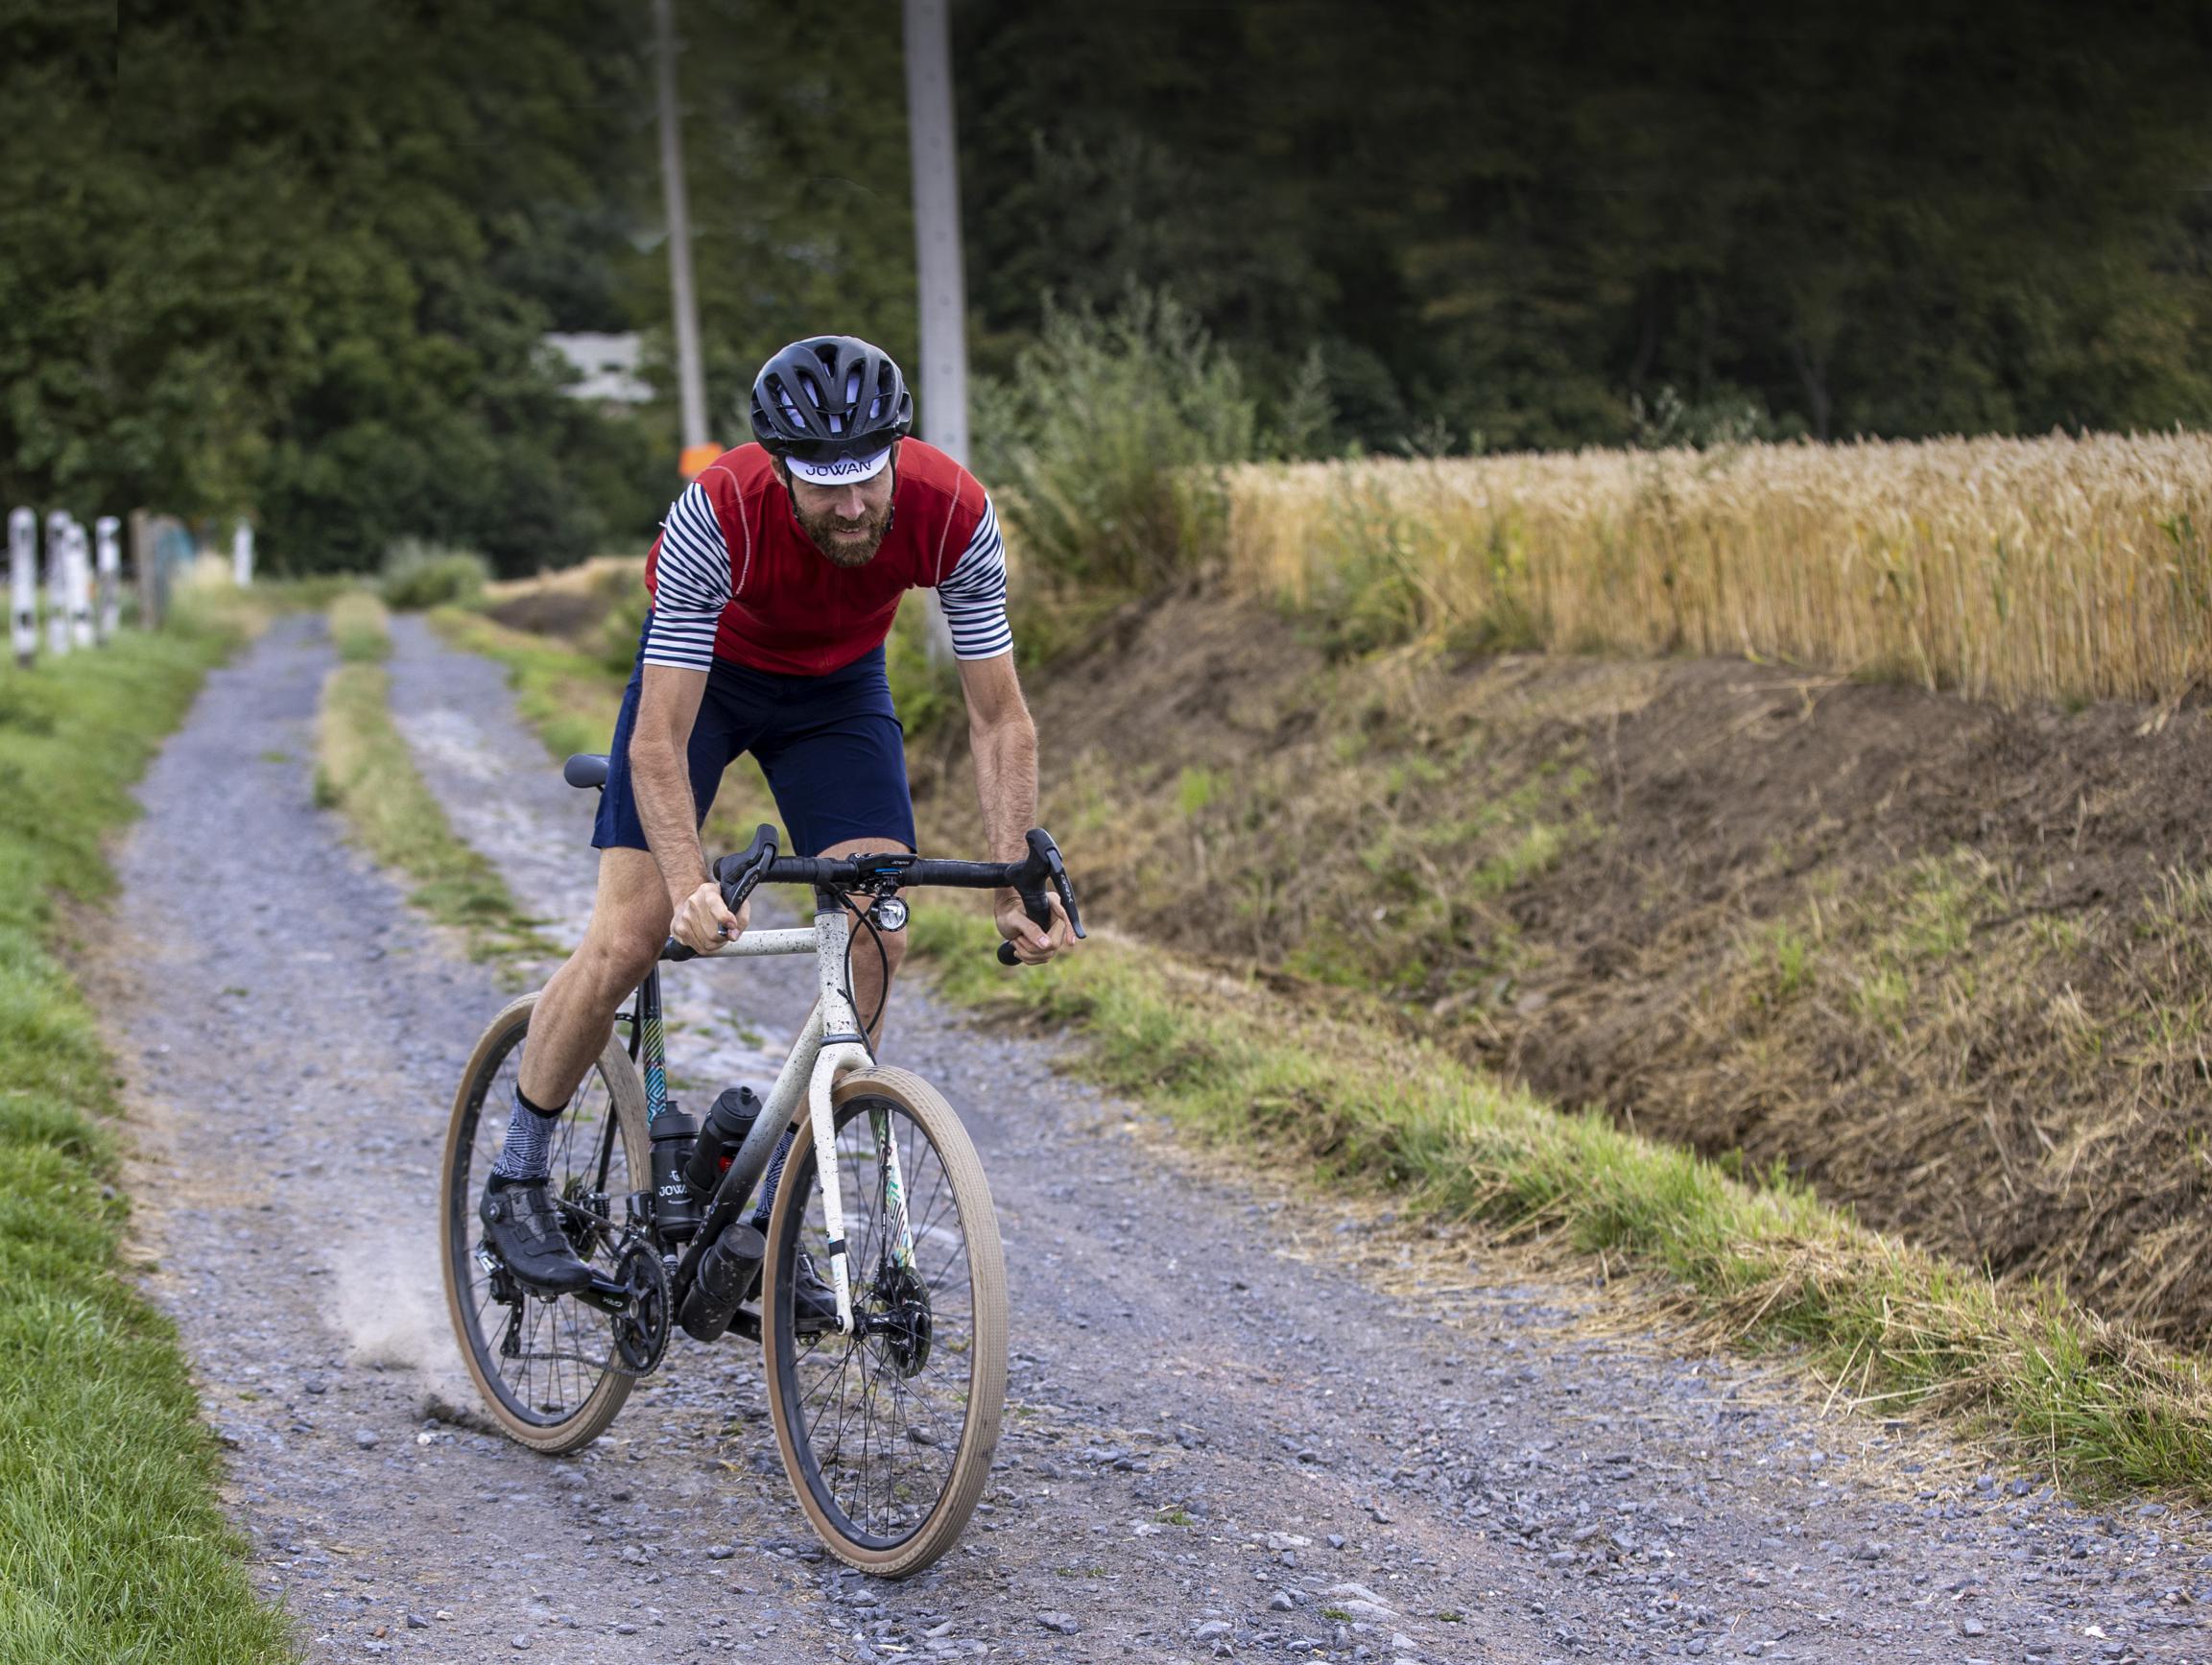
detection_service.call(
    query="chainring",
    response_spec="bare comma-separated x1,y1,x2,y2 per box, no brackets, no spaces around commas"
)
609,1241,673,1376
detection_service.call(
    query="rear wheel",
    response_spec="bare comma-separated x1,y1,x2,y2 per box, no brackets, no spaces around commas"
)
440,993,650,1453
761,1066,1008,1578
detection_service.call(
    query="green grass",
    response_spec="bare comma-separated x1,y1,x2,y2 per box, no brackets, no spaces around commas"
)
910,905,2212,1501
327,590,392,663
315,604,553,961
0,601,297,1662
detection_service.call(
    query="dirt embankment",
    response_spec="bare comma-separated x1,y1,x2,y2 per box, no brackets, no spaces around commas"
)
966,591,2212,1347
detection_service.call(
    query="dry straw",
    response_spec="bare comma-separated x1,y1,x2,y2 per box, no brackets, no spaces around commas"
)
1224,432,2212,706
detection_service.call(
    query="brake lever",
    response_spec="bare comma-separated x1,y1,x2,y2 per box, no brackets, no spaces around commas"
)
995,828,1085,966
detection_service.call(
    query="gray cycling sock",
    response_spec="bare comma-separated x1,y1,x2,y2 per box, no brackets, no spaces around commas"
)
491,1084,563,1183
749,1127,797,1231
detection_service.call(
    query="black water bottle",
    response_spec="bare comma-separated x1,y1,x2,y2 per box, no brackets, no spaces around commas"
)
683,1085,762,1202
678,1220,765,1343
649,1106,702,1241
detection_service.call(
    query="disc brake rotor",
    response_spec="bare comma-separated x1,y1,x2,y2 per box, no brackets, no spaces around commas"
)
866,1262,933,1379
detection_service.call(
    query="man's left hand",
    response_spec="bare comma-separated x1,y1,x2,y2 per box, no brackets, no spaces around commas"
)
995,890,1077,965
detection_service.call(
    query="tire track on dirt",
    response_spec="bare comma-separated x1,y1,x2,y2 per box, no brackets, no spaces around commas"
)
102,616,2206,1664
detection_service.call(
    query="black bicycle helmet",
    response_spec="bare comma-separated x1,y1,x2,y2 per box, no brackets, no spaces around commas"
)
749,336,914,464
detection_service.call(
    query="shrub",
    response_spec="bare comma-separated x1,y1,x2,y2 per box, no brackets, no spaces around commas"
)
380,538,491,610
974,286,1256,591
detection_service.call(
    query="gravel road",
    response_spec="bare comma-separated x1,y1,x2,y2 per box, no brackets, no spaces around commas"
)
96,613,2211,1664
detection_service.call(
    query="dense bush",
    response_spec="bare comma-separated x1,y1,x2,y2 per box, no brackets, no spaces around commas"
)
381,540,491,611
973,288,1256,591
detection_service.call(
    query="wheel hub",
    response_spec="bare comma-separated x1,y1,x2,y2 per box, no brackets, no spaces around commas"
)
864,1261,933,1378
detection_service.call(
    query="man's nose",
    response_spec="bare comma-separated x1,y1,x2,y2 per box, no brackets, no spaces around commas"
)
834,487,867,518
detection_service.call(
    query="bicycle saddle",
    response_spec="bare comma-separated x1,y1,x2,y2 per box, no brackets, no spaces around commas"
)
562,752,609,791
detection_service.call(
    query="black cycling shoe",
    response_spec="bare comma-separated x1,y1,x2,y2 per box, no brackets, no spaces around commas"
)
480,1176,595,1295
791,1251,841,1335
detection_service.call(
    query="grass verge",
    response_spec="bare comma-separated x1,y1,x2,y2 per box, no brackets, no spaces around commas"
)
0,599,297,1662
313,598,553,961
908,907,2212,1501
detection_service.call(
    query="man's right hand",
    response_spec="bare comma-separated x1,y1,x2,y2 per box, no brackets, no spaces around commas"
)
671,879,749,955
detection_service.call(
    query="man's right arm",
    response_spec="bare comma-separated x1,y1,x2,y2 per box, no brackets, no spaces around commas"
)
632,662,747,953
635,473,744,953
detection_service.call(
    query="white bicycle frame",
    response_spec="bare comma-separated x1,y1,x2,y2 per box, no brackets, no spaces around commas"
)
702,905,916,1334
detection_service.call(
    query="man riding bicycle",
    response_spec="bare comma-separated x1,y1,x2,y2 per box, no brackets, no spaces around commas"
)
479,334,1077,1296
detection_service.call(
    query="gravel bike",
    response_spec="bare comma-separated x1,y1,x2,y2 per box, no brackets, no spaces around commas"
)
438,752,1084,1577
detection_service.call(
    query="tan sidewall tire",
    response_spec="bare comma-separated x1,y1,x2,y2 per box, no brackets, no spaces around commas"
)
439,991,652,1455
761,1066,1009,1579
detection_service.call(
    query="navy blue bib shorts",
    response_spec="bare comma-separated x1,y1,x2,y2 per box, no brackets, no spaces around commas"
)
592,611,917,859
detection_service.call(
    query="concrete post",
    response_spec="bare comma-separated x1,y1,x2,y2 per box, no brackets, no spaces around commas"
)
904,0,968,662
9,509,35,667
44,512,71,656
66,520,93,648
231,519,254,586
130,510,155,629
95,516,121,640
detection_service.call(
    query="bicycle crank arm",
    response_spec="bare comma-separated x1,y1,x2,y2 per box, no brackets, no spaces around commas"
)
571,1272,637,1313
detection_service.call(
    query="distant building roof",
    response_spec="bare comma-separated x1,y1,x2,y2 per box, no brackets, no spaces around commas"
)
544,332,654,405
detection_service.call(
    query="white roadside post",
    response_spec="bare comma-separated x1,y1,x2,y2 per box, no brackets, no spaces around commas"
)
231,519,254,586
66,519,93,648
44,512,71,656
9,508,35,667
94,516,121,640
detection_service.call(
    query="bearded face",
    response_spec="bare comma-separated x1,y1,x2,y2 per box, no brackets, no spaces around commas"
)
787,465,897,568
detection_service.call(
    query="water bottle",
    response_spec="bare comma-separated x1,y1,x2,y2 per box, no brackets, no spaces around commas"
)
648,1106,702,1241
684,1085,761,1201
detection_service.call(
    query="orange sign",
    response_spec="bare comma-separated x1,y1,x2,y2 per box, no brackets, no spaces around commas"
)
679,442,723,479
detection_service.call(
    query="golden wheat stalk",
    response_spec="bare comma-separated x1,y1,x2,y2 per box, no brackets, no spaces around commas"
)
1222,432,2212,705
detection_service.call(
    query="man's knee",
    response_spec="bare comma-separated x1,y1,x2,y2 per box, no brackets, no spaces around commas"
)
579,923,661,993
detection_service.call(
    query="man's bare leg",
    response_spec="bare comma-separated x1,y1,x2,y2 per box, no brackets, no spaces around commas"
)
518,847,673,1107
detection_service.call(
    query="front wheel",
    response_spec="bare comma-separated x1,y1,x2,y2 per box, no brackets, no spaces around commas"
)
761,1067,1008,1578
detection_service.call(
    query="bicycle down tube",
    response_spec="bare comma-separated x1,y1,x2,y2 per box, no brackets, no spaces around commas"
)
661,899,916,1336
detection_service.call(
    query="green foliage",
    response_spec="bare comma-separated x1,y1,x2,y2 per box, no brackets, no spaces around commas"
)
0,1,665,575
957,0,2212,451
0,616,295,1662
974,288,1256,589
380,540,491,612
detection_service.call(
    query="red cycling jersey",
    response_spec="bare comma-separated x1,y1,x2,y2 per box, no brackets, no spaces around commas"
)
640,439,1011,678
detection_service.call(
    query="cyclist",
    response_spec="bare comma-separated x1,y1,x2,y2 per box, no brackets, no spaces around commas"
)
480,334,1078,1294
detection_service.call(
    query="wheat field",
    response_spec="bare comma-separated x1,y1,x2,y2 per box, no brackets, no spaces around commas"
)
1222,432,2212,706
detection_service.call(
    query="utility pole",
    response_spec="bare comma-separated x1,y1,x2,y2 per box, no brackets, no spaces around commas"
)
655,0,714,478
904,0,970,468
904,0,969,661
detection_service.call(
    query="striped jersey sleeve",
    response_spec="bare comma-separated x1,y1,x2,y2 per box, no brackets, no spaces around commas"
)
935,494,1011,659
640,482,730,671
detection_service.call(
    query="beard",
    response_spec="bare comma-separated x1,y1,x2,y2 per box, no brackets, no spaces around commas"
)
793,493,894,568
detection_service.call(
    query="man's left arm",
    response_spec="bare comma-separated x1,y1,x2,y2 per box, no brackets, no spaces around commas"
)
957,654,1076,964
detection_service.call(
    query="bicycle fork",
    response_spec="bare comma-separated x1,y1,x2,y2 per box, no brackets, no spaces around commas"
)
804,906,918,1334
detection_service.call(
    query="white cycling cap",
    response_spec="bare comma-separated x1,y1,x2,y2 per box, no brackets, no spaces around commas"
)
785,445,892,486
